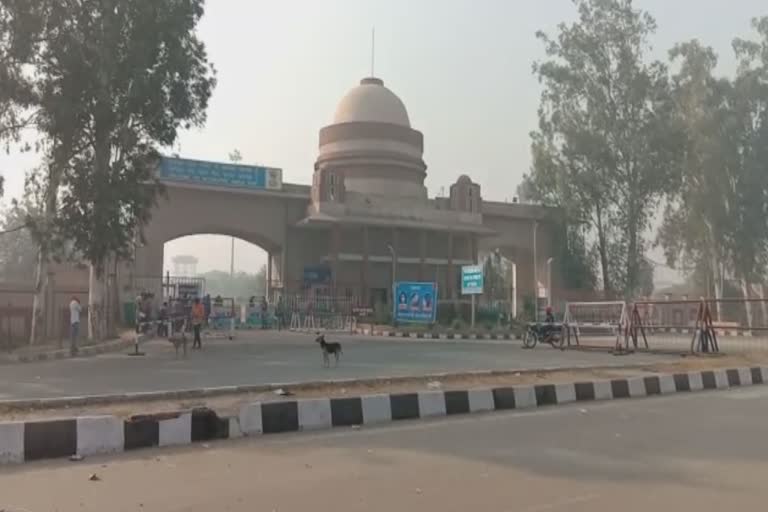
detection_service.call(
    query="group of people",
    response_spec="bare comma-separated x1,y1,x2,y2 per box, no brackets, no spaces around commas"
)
66,292,289,357
249,295,287,330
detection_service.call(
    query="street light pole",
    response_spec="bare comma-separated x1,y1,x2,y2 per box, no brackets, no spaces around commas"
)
547,257,554,308
230,237,235,278
387,243,396,326
386,243,397,288
532,220,539,322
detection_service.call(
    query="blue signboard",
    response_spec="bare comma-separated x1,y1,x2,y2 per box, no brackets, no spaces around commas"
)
461,265,484,295
393,281,438,324
303,265,332,286
159,157,282,191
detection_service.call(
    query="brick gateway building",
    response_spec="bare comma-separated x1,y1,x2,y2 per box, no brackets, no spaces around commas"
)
130,77,559,311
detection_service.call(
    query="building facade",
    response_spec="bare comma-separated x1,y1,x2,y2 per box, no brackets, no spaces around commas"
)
131,77,559,310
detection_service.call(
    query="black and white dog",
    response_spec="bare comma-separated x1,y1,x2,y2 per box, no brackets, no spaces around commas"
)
315,333,342,367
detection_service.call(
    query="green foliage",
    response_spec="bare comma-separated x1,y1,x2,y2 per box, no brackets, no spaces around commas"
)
482,251,512,302
659,21,768,295
0,204,36,281
557,222,597,291
201,266,266,303
521,295,536,322
0,1,43,152
1,0,217,276
529,0,682,298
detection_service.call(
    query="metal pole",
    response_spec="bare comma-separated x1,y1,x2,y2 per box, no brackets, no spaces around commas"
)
471,294,476,329
387,243,396,326
546,257,551,308
387,243,396,287
230,237,235,278
533,220,538,322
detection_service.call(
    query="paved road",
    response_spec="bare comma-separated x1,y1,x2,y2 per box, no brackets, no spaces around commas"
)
0,331,670,400
2,386,767,510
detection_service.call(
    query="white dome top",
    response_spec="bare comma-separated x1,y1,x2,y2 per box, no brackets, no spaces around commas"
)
333,77,411,127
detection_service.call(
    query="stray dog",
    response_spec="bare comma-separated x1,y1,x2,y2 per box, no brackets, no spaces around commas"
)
315,333,342,367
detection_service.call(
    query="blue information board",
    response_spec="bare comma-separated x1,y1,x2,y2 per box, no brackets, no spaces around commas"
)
159,157,282,190
461,265,484,295
303,265,332,286
393,282,438,324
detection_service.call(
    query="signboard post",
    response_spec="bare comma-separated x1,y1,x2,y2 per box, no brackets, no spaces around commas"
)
392,282,438,325
461,265,484,328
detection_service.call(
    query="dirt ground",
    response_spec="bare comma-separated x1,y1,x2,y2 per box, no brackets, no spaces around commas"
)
1,351,764,422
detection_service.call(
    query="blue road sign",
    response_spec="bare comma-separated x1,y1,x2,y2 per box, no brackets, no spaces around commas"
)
461,265,484,295
159,156,282,191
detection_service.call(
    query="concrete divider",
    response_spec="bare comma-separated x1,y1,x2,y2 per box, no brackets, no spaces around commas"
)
158,413,191,447
238,403,263,436
297,399,332,431
417,391,446,418
593,381,613,400
714,370,730,389
0,422,24,464
512,386,536,409
76,416,124,456
361,394,392,424
3,365,768,465
467,389,494,413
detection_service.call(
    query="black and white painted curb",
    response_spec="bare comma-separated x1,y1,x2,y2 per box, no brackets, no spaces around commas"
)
352,328,515,340
1,366,765,465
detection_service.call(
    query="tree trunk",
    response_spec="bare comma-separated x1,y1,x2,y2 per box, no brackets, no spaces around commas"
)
29,160,63,345
740,277,754,331
88,263,108,341
756,284,768,328
711,256,723,322
595,205,611,295
625,218,638,300
29,249,49,345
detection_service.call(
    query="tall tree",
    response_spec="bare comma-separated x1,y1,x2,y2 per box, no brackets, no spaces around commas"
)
0,0,43,152
529,0,681,297
658,40,734,315
730,17,768,325
0,203,38,281
7,0,217,340
1,2,67,344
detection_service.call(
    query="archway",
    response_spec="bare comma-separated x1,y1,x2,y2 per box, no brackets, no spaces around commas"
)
163,234,269,303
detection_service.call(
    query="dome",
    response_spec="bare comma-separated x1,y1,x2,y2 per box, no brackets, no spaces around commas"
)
333,77,411,127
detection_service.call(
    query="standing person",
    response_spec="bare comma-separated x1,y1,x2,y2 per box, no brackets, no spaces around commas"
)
134,293,144,333
69,296,82,356
158,302,168,337
203,294,211,328
191,297,205,350
260,296,269,330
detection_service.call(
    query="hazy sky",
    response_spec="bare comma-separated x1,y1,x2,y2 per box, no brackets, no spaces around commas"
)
1,0,764,276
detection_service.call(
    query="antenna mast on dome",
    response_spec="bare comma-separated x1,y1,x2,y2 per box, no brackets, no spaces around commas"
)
370,27,375,77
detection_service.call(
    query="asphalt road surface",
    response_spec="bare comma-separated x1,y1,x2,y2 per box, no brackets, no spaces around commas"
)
0,331,670,400
2,385,767,511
